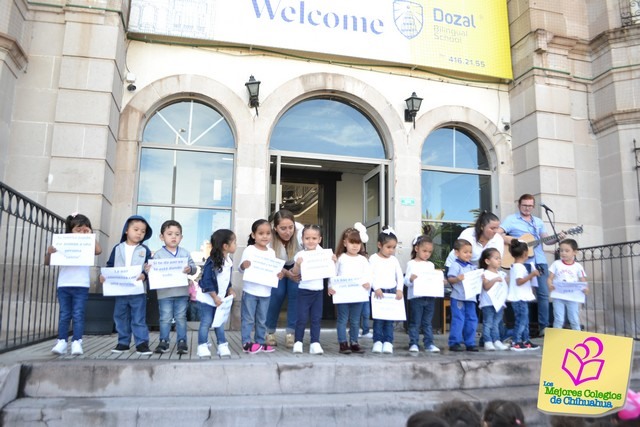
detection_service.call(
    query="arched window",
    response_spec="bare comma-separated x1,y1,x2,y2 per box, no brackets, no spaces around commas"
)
421,127,491,265
137,100,235,254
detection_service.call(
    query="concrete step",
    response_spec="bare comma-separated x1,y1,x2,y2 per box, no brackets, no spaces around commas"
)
3,386,550,427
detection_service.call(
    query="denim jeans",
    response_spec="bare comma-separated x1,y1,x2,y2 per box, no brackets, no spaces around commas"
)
481,306,503,343
337,302,363,343
373,319,394,343
57,287,89,341
266,275,298,333
408,297,435,347
294,289,323,343
114,293,149,346
535,263,550,332
158,296,188,342
553,300,581,330
361,300,371,334
214,326,226,344
512,301,530,343
187,300,200,321
198,301,215,345
448,298,478,347
241,292,270,344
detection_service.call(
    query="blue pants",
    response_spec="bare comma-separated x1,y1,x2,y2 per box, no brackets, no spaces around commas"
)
448,298,477,347
294,289,323,343
553,299,581,330
408,297,435,347
241,292,270,345
361,300,371,334
113,294,149,346
266,275,298,333
57,287,89,341
535,263,550,331
198,302,215,345
512,301,530,343
337,302,363,343
158,296,188,342
481,306,503,344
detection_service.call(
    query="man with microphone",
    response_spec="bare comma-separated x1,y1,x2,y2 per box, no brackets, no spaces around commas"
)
499,194,564,338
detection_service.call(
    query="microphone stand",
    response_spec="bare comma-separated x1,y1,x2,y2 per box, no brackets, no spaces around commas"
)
544,208,560,260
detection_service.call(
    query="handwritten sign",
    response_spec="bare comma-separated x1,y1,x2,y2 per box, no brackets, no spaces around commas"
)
148,258,188,290
330,276,369,304
371,293,406,321
413,270,445,298
50,233,96,266
551,281,587,304
101,266,145,296
538,329,633,417
211,295,234,328
462,269,484,299
487,281,508,312
300,249,336,281
242,254,285,288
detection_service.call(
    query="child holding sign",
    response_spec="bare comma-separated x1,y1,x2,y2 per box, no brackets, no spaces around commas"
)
152,220,196,355
447,239,479,352
197,229,236,358
507,240,540,351
548,239,588,331
329,225,371,354
479,248,509,351
46,213,102,355
239,219,278,354
370,227,404,354
405,235,441,353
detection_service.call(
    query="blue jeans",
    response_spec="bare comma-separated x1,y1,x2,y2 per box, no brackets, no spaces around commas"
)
535,263,550,331
408,297,435,347
241,292,270,345
198,302,215,345
266,275,298,333
361,300,371,334
214,326,226,344
553,300,581,330
295,289,323,343
481,306,503,343
512,301,530,343
373,319,394,343
187,300,200,321
57,287,89,341
337,302,363,343
449,298,478,347
158,296,188,342
113,294,149,346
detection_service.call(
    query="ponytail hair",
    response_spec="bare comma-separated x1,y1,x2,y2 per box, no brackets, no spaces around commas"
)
474,211,500,240
65,213,92,233
479,247,500,270
482,400,526,427
248,219,270,245
210,229,236,271
509,239,528,259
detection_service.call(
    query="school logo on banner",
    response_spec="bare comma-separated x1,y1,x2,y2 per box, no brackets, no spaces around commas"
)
393,0,423,39
538,328,634,417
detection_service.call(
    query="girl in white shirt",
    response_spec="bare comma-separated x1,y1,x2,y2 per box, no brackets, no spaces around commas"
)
507,240,540,352
479,248,509,351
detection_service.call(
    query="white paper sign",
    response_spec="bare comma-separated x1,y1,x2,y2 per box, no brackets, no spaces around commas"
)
300,249,336,281
211,295,234,328
330,276,369,304
148,258,188,290
413,270,445,298
551,281,587,303
242,254,286,288
462,269,484,299
487,281,508,312
371,293,406,321
101,266,145,296
50,233,96,266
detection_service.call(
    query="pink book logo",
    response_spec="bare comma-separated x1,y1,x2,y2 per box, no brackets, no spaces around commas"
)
561,337,605,386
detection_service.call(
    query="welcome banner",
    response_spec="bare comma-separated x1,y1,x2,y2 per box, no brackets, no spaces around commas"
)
129,0,513,80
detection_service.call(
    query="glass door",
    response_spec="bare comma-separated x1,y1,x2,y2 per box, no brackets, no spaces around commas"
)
362,165,385,253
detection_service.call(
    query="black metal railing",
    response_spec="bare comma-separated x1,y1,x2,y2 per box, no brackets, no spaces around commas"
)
578,240,640,339
0,182,64,352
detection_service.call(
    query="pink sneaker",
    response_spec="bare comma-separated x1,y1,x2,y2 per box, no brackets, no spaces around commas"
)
243,342,262,354
261,344,275,353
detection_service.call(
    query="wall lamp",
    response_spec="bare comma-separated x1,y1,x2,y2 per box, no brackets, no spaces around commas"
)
404,92,423,128
245,75,261,116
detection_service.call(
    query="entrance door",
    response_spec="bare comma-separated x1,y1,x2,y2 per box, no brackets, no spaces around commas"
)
362,165,385,254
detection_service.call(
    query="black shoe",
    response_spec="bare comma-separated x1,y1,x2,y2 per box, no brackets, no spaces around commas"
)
449,343,464,352
111,343,129,354
177,340,188,354
350,343,365,354
466,345,479,352
524,340,540,350
155,340,169,354
339,342,352,354
136,342,152,355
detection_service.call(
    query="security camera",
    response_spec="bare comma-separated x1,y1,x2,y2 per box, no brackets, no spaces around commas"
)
503,122,510,131
501,117,511,131
125,72,136,91
127,83,136,92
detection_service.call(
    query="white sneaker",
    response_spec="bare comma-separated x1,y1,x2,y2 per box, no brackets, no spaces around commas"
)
293,341,303,354
409,344,419,353
197,343,211,358
372,341,383,353
426,344,441,353
309,342,324,355
494,340,509,351
51,339,67,355
285,333,295,348
484,341,496,351
71,340,83,355
363,332,373,339
382,342,393,354
216,342,230,357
